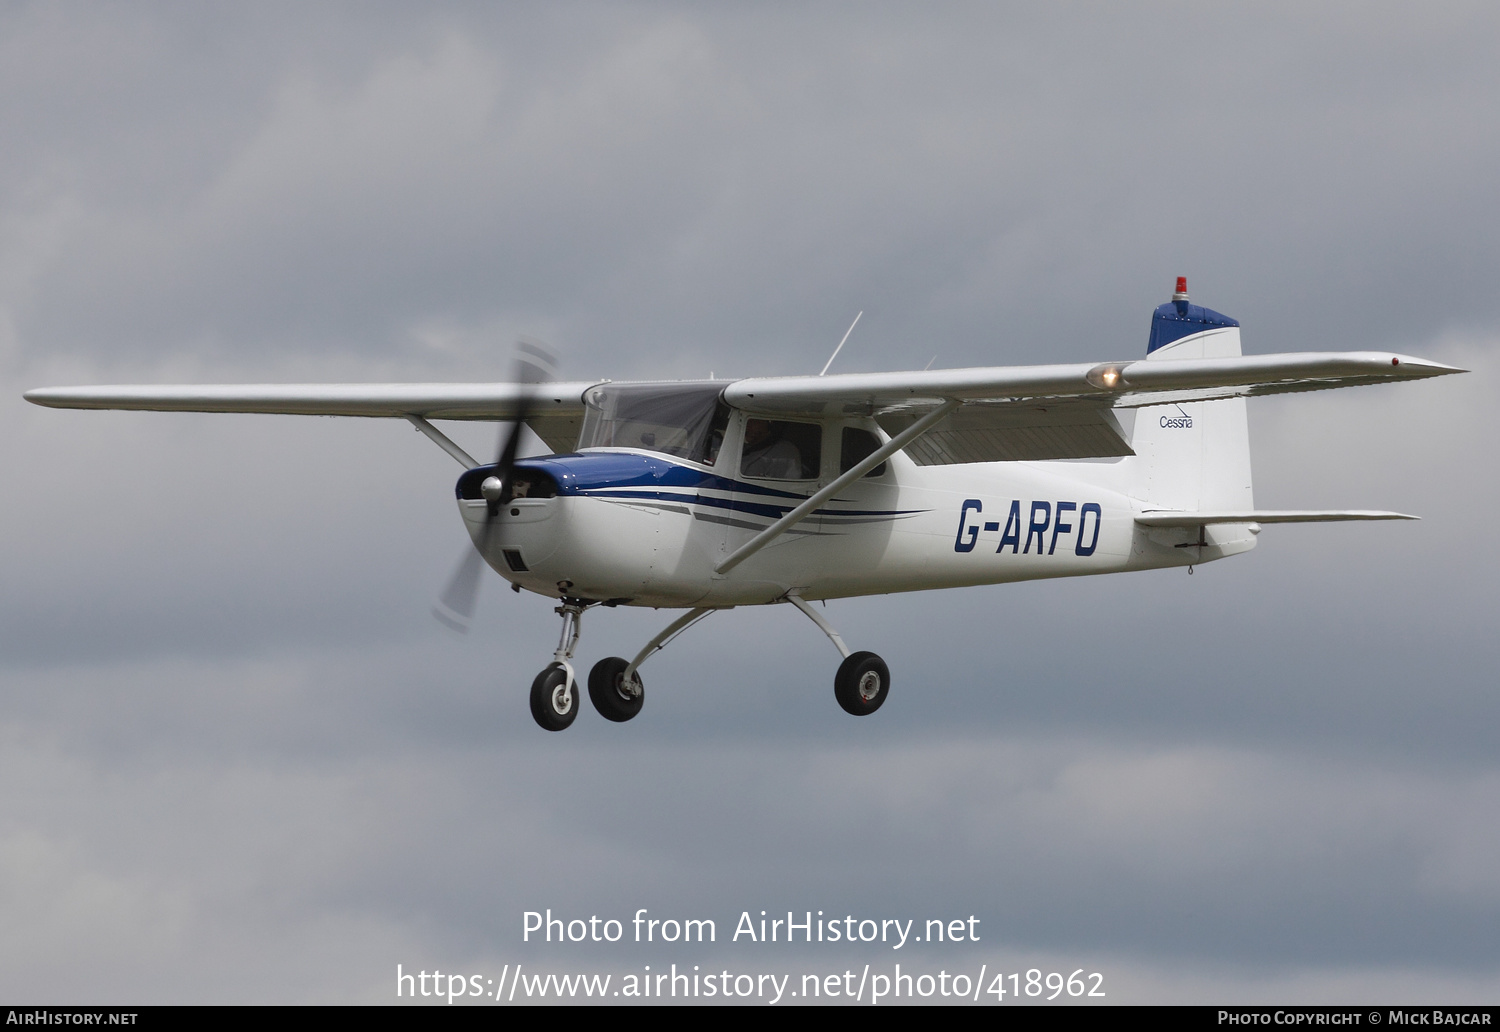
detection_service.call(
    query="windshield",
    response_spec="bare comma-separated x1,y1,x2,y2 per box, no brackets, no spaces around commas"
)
578,382,729,465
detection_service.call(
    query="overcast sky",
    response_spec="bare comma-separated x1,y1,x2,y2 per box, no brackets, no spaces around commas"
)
2,1,1497,1005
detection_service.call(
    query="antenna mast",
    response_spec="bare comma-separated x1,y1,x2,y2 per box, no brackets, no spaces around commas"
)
820,311,862,376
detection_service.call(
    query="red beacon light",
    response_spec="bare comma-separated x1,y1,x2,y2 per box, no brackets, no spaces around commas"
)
1173,276,1189,302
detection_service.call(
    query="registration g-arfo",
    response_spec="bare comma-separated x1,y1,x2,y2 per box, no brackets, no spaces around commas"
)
26,279,1462,730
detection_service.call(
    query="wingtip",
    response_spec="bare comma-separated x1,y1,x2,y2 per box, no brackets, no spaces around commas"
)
21,386,95,407
1392,355,1467,376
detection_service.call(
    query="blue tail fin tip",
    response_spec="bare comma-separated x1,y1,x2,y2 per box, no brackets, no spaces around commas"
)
1148,278,1239,354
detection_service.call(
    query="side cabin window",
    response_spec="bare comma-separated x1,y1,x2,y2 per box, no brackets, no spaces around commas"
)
840,427,887,478
741,419,821,480
578,383,729,466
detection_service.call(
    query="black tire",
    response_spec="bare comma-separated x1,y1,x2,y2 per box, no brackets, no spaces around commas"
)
834,651,890,716
530,664,579,731
588,656,644,722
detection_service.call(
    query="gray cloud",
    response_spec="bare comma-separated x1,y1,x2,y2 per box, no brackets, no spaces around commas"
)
2,1,1497,1004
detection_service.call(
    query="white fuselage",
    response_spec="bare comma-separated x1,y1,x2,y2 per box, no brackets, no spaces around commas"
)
463,441,1257,608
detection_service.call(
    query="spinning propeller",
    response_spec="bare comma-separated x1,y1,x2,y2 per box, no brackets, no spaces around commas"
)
432,338,557,632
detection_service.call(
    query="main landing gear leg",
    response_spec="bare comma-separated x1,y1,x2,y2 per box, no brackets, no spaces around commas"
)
587,607,721,723
530,602,588,731
786,594,890,716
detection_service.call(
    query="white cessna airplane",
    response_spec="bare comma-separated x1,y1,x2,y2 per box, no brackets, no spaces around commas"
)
26,279,1462,731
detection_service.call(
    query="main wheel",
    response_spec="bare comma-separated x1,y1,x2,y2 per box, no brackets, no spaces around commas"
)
588,656,644,722
530,663,578,731
834,651,890,716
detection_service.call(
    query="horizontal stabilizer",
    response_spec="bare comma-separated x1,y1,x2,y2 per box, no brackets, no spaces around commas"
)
1136,510,1417,527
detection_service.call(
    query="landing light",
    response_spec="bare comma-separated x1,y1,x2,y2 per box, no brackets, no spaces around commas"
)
1085,363,1128,391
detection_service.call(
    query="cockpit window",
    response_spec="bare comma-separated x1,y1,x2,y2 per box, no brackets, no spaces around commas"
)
578,382,729,465
741,419,821,480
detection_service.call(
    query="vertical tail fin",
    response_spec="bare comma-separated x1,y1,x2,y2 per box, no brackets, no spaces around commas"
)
1129,278,1254,513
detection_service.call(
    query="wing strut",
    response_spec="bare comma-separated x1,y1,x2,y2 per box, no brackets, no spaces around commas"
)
714,399,960,575
405,415,479,468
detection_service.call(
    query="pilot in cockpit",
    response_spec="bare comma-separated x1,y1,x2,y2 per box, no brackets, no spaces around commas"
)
740,418,803,479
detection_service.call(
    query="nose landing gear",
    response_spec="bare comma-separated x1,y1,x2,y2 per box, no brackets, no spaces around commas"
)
528,601,587,731
529,663,577,731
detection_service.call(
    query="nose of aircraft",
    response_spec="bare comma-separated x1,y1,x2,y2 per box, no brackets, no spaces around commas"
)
458,493,563,582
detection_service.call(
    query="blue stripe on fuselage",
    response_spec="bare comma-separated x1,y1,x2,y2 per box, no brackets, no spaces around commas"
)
458,451,924,522
585,487,916,522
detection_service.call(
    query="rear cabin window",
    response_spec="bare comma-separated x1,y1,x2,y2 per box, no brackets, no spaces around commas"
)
740,419,821,480
840,427,887,478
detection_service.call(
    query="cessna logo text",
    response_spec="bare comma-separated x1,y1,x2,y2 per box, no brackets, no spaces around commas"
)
1159,414,1193,428
954,500,1102,556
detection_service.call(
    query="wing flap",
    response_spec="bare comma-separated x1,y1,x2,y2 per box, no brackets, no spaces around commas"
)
878,400,1134,463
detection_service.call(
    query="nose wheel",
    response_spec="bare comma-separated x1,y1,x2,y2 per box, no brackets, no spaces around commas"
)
530,662,578,731
529,601,588,731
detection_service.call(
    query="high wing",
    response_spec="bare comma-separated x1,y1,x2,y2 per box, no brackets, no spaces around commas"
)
724,351,1462,464
25,350,1462,464
22,380,601,454
723,351,1461,412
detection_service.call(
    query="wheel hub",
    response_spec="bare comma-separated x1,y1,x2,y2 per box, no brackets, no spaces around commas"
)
857,670,881,702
